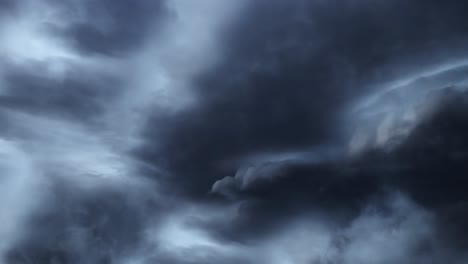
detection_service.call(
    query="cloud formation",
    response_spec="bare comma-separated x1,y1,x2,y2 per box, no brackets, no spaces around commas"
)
1,0,468,263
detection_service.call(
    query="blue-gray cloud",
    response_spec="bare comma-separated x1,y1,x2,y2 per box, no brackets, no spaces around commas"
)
2,0,468,263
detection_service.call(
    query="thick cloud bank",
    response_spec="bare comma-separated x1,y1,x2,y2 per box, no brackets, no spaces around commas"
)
1,0,468,263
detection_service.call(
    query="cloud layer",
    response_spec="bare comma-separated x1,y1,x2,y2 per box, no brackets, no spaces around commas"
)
1,0,468,263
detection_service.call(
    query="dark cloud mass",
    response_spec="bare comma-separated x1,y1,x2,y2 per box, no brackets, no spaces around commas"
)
1,0,468,263
141,0,468,197
60,0,169,56
0,62,120,122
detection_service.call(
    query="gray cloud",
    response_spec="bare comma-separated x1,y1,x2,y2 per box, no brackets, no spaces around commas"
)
1,0,468,263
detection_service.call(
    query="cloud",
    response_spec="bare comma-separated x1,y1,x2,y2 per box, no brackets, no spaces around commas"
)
2,0,468,263
0,139,46,258
0,0,248,263
209,85,468,240
347,63,468,153
138,0,468,200
5,183,162,264
57,0,169,56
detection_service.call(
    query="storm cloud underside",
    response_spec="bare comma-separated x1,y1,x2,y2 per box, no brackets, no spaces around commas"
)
1,0,468,263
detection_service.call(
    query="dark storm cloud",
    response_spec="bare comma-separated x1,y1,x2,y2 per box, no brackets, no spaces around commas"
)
379,89,468,252
133,1,468,259
0,62,121,122
5,182,163,264
207,87,468,258
211,88,465,215
363,88,468,208
2,0,468,263
435,202,468,254
140,0,468,198
53,0,169,56
208,158,380,241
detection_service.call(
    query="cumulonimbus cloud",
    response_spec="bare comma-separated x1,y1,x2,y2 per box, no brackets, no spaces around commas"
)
2,0,468,263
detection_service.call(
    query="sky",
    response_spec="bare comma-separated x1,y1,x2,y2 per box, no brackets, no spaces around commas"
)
1,0,468,263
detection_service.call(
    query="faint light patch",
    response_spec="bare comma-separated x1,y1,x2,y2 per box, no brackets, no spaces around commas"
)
155,204,236,249
253,217,334,264
234,145,344,166
139,203,245,263
0,0,106,85
158,216,220,250
0,1,76,64
338,193,435,263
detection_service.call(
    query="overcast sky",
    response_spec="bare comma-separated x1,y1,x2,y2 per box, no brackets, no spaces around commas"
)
1,0,468,263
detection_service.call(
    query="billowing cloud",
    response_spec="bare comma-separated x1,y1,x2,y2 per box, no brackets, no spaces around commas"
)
1,0,468,263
